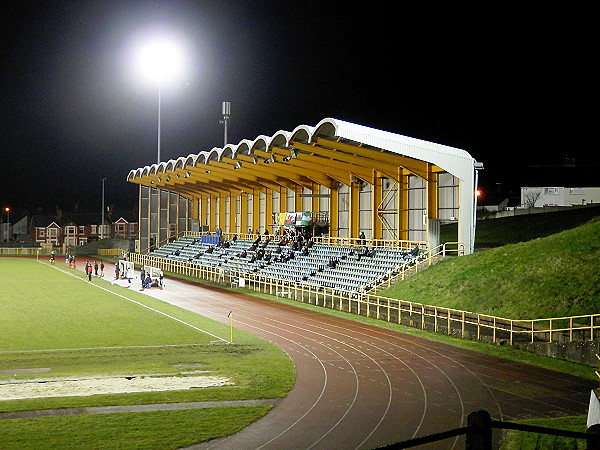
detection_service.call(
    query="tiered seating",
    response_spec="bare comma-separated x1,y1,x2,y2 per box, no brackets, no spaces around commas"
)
150,236,423,292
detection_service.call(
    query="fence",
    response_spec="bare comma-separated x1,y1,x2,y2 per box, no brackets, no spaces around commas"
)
127,252,600,352
380,410,600,449
0,247,53,256
97,248,126,256
0,247,126,257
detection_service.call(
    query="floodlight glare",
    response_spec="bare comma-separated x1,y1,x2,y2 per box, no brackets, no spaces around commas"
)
135,37,185,84
132,33,187,164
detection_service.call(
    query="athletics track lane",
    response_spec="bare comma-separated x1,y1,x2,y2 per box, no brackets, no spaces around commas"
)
138,271,596,450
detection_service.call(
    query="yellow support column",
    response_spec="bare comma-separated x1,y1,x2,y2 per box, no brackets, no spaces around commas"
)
279,186,287,213
208,195,216,232
371,170,383,241
265,189,273,233
198,195,208,231
294,185,303,213
311,182,320,214
398,170,410,241
228,193,236,235
329,180,339,237
349,178,360,240
190,195,199,223
252,189,260,233
219,194,227,232
240,192,248,235
427,165,439,220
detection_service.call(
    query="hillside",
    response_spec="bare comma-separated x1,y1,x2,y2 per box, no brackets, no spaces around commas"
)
380,212,600,320
441,205,600,248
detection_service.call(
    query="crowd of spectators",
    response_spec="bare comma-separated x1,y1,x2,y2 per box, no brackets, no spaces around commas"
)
152,227,422,292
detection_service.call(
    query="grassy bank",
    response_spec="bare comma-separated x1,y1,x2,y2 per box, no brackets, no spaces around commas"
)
381,214,600,319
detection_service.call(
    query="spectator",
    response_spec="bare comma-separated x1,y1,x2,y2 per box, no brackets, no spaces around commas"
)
359,231,366,246
85,261,92,282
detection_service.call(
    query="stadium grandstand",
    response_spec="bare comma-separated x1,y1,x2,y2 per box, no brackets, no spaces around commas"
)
126,118,482,290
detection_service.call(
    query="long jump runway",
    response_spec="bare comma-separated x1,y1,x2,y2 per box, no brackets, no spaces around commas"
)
139,273,596,449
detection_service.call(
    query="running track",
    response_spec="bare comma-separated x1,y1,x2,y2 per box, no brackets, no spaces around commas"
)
136,269,595,450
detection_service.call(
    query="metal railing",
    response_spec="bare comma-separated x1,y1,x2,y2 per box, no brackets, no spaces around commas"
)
0,247,54,256
126,252,600,347
368,242,465,293
379,410,600,449
97,248,126,256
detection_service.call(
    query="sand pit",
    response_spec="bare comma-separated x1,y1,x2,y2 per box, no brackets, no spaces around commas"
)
0,374,233,401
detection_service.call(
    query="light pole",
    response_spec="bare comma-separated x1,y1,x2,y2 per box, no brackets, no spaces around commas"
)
101,178,106,240
135,37,185,164
3,207,10,242
220,101,231,147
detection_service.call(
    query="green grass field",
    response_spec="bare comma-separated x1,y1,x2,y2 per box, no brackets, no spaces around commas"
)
0,257,295,449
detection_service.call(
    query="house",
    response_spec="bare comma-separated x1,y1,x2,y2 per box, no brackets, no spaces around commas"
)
112,216,139,239
30,216,63,245
520,186,600,208
28,211,138,246
519,159,600,207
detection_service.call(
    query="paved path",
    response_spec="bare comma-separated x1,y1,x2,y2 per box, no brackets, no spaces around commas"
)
134,268,596,450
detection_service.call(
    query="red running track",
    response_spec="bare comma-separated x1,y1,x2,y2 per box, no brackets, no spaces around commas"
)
138,272,595,450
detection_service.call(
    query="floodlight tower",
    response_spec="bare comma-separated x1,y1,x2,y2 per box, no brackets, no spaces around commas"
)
135,36,185,164
220,101,231,147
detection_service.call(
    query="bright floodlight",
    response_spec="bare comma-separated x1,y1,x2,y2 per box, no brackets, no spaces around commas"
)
135,37,185,85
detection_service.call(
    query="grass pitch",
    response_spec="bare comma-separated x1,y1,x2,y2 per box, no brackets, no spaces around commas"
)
0,257,295,449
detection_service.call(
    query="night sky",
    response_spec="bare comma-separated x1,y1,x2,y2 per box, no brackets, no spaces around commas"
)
1,2,595,216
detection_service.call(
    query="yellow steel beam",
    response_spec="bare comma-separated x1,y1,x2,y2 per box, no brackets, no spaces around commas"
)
290,141,401,183
312,137,438,180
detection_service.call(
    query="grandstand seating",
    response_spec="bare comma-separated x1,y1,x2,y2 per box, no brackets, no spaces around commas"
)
150,235,424,293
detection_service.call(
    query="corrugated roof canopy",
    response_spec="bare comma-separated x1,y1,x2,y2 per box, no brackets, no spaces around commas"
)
127,118,475,196
127,118,479,252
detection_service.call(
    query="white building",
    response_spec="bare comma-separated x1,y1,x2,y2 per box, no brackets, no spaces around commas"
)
521,186,600,208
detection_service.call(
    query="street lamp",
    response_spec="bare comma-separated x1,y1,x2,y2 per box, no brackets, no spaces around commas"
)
3,207,10,242
134,36,185,164
101,178,106,240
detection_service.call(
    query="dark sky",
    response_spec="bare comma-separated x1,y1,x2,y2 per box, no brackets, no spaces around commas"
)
1,1,595,215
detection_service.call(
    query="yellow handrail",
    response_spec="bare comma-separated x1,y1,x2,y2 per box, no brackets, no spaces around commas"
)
125,251,600,347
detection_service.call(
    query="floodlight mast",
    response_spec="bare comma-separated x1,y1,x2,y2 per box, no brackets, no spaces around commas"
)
220,101,231,147
157,81,161,164
135,36,185,164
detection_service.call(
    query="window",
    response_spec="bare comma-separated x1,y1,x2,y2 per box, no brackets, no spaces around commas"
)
544,187,559,195
570,187,584,195
39,229,45,237
79,226,85,234
91,225,97,234
66,226,76,235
